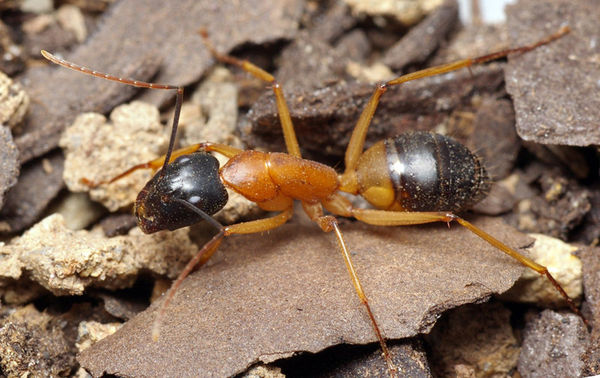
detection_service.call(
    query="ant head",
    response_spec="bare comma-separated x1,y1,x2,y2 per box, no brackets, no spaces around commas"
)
134,152,228,233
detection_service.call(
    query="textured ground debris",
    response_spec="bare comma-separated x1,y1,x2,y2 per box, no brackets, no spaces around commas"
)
16,0,304,164
502,233,582,306
518,310,588,377
277,339,432,377
469,97,519,179
0,72,26,210
1,0,305,237
0,19,25,75
0,150,64,234
426,302,520,377
51,191,106,231
344,0,445,26
244,65,506,161
76,320,122,352
20,3,84,60
0,304,75,376
0,0,598,376
60,101,168,211
0,214,197,295
505,0,600,146
382,0,459,71
78,216,532,377
0,126,19,210
0,299,122,377
580,246,600,375
178,67,240,149
0,71,28,129
505,163,593,242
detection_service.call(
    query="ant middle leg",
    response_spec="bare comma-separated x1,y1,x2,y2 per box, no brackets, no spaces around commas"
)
199,29,301,158
302,201,399,378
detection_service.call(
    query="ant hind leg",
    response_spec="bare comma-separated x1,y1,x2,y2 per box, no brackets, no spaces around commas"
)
351,207,587,326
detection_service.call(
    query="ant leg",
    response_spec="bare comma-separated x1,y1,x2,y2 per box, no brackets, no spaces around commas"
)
341,83,388,183
321,193,586,324
302,201,398,378
339,26,570,191
199,30,301,158
152,204,294,341
349,207,587,326
82,142,243,187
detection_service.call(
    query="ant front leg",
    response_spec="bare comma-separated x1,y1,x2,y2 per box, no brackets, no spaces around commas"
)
152,204,294,341
199,29,302,158
82,142,243,187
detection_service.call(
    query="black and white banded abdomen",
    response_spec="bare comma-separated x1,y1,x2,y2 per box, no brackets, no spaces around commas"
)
355,132,489,212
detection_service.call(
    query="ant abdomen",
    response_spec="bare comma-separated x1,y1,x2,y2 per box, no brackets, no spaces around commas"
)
356,131,489,212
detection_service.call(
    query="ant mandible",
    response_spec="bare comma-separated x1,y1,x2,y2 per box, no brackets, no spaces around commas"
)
42,25,578,377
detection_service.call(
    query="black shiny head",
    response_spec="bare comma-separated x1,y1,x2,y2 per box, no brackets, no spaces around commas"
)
134,152,228,233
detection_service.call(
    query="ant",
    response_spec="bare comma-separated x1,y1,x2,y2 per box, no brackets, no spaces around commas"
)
42,25,578,377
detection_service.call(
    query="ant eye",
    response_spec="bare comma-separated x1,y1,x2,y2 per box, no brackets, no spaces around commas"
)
188,195,201,204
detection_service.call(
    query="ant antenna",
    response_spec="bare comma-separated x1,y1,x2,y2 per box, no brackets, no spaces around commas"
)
40,50,183,177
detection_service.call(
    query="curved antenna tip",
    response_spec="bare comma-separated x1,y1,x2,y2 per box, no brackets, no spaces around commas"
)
559,25,571,34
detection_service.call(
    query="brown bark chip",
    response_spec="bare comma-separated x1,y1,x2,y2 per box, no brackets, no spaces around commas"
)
470,97,519,180
505,0,600,146
15,0,304,164
245,64,505,160
0,126,19,209
281,339,432,377
382,0,459,71
579,247,600,375
0,151,64,233
78,216,531,377
336,341,433,377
